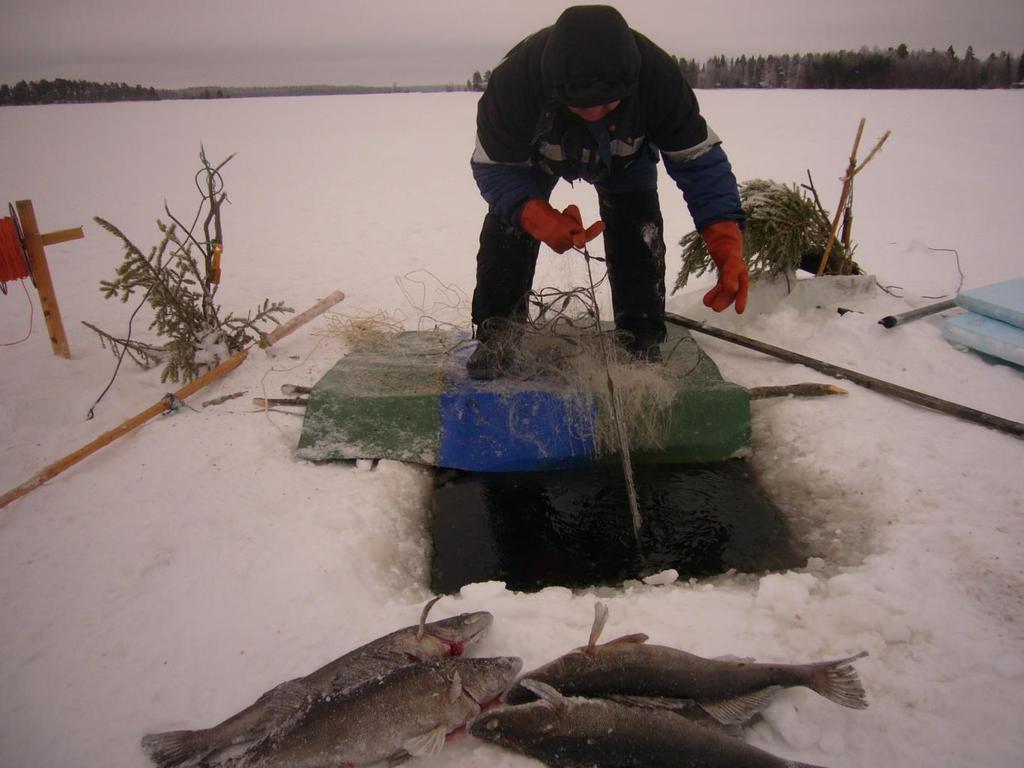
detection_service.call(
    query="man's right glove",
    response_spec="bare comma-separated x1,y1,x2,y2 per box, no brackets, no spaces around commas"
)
700,220,749,314
520,199,605,254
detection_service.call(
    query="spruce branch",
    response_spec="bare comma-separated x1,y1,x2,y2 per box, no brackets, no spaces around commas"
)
81,320,163,369
87,150,292,383
673,178,858,294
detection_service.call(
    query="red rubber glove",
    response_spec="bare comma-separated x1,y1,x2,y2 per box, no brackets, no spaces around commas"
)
700,220,749,314
520,199,605,254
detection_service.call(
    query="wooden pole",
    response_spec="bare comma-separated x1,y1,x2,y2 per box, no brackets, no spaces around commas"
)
16,200,80,358
0,290,345,510
749,383,848,400
40,227,85,247
815,119,864,277
665,313,1024,439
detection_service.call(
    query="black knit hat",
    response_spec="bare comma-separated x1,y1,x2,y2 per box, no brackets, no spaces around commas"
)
541,5,642,107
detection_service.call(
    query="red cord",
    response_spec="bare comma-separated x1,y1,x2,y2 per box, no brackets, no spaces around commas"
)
0,278,34,346
0,216,30,283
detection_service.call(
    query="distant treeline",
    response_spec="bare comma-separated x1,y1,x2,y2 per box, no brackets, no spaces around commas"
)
677,45,1024,89
0,79,160,105
470,44,1024,91
159,84,456,100
0,79,459,106
5,44,1022,107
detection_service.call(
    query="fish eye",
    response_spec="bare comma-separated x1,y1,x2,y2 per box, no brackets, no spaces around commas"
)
485,719,500,731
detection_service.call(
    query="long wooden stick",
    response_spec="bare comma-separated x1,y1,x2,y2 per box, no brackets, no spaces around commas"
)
815,119,864,277
665,313,1024,439
749,383,848,400
0,290,345,510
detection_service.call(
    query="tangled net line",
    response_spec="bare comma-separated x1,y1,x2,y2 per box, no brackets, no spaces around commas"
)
316,270,471,350
313,266,698,457
479,271,697,456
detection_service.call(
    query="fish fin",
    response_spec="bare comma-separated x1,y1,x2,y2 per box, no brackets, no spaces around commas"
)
417,595,443,641
698,686,783,725
520,679,569,709
328,652,407,695
228,679,313,744
605,696,746,736
808,652,869,709
605,694,700,713
588,602,609,649
403,724,447,757
449,670,463,704
603,633,649,646
140,729,210,768
712,654,756,664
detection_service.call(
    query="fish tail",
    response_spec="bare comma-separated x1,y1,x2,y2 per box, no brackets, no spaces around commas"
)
807,651,869,710
140,728,212,768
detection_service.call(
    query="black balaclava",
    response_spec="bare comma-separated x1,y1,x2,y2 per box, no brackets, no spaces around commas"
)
541,5,642,107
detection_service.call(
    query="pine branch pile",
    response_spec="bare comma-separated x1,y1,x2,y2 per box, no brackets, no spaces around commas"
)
673,178,856,294
87,151,292,383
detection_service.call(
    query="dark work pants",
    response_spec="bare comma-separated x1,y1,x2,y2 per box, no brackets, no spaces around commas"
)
470,213,542,341
597,187,667,346
471,187,667,346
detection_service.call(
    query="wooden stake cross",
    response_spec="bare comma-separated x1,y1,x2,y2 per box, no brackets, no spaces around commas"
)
815,120,891,276
15,199,84,358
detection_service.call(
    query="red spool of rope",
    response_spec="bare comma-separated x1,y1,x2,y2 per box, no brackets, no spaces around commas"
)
0,215,30,285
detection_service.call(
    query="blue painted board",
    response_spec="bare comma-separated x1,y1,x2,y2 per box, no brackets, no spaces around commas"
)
943,311,1024,367
439,341,598,471
956,277,1024,330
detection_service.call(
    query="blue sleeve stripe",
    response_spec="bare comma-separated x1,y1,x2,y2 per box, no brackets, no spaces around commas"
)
663,143,745,231
471,161,544,225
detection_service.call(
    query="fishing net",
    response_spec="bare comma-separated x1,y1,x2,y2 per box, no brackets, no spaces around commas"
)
476,285,682,456
322,266,683,459
319,308,408,349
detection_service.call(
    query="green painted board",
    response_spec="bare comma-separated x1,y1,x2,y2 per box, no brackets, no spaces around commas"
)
297,325,751,469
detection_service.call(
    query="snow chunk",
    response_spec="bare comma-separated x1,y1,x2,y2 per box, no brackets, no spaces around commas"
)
458,581,508,601
755,572,816,621
642,569,679,586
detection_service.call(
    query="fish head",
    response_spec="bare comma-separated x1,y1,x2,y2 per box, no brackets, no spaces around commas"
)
502,648,591,704
453,656,524,707
468,699,561,750
414,610,494,658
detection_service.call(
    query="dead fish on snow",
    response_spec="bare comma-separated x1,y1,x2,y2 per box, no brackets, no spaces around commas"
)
472,679,830,768
230,655,522,768
142,597,492,768
505,603,867,724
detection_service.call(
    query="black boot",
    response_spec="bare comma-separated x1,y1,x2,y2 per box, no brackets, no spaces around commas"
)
597,188,668,360
468,213,540,379
466,328,524,380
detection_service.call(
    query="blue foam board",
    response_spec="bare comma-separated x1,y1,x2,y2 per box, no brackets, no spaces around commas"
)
943,311,1024,367
956,276,1024,330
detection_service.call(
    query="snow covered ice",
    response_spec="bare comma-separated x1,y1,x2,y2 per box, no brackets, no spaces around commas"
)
1,89,1022,767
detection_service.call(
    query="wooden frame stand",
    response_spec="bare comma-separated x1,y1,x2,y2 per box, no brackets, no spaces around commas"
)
14,199,83,358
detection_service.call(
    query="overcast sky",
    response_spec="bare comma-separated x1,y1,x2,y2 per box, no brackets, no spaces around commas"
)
2,0,1022,88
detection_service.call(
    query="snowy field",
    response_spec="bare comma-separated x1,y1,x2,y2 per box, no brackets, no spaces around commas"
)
1,89,1022,767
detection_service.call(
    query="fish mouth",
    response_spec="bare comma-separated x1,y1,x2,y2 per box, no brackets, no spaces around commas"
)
467,613,494,638
446,612,494,651
466,658,524,706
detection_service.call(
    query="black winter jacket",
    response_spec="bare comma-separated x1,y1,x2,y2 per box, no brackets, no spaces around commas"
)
471,6,743,231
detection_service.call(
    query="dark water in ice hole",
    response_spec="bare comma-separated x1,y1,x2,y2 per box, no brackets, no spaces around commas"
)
429,460,805,594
